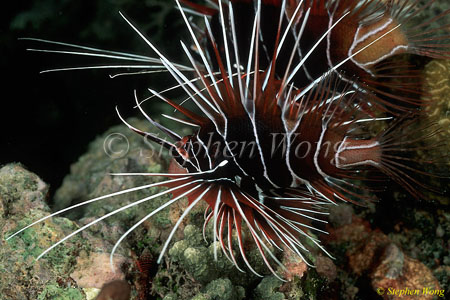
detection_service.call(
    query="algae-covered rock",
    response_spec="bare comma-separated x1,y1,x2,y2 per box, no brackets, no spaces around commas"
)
167,225,244,284
326,208,450,300
158,224,255,298
0,163,48,217
184,278,246,300
371,244,442,300
162,293,178,300
0,163,135,299
0,164,86,299
37,283,85,300
193,278,245,300
70,252,129,288
253,276,285,300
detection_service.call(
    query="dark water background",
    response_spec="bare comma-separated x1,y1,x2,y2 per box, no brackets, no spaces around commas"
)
2,0,189,196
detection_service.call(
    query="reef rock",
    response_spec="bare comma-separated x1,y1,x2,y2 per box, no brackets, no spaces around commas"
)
0,164,86,299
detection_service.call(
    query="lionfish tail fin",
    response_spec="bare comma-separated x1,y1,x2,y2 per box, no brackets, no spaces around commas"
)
376,116,448,199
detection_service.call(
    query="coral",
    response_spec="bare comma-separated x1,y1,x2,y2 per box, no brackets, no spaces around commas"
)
190,278,245,300
328,204,354,228
0,163,134,299
70,252,129,289
372,244,441,300
0,164,86,299
315,255,337,283
37,282,85,300
326,209,449,299
161,224,251,298
253,276,285,300
279,245,308,281
0,163,48,216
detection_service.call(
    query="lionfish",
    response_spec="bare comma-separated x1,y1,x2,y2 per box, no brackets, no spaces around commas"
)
8,0,449,281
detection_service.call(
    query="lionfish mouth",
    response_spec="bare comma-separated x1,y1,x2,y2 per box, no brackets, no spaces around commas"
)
8,0,449,281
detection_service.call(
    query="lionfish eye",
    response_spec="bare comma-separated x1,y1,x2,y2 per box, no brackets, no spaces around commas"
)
174,136,191,160
176,147,189,161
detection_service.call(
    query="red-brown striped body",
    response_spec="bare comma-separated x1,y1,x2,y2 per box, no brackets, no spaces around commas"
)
147,1,446,276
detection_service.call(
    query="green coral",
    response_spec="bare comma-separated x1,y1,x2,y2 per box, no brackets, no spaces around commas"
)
253,276,285,300
37,282,85,300
0,164,88,299
190,294,209,300
6,217,82,273
300,270,327,300
182,247,211,282
156,224,262,298
0,163,46,216
190,278,245,300
163,293,178,300
168,225,228,283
